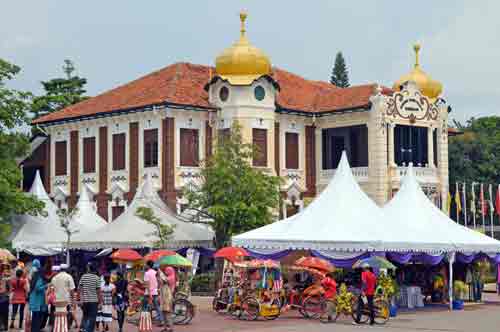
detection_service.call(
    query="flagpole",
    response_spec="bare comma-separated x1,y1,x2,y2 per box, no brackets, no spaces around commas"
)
472,182,476,229
463,182,467,226
489,184,494,237
481,183,486,233
456,182,460,224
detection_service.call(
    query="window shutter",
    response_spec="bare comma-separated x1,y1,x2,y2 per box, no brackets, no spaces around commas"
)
180,129,199,167
55,141,67,175
252,128,267,167
112,134,126,170
285,132,299,169
111,206,125,220
83,137,96,173
143,129,158,168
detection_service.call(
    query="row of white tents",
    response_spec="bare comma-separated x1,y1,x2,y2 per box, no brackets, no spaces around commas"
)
11,172,214,255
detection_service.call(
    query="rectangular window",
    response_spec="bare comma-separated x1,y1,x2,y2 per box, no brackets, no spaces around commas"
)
180,128,199,167
143,129,158,168
112,133,126,170
82,137,96,173
111,206,125,221
321,126,368,169
252,128,268,167
285,132,299,169
55,141,67,176
217,128,231,145
394,125,428,167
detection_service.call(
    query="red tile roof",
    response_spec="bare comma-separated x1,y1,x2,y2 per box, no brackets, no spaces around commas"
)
33,62,383,124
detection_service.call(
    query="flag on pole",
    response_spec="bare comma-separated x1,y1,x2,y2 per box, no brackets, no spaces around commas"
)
471,183,476,214
455,185,462,212
447,191,452,216
463,182,468,226
489,184,494,237
496,184,500,216
480,183,488,216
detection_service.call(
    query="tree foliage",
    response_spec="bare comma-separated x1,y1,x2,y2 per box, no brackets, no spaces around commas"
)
57,207,79,248
330,52,350,88
31,59,88,121
0,59,45,240
183,124,281,249
448,116,500,186
136,206,175,248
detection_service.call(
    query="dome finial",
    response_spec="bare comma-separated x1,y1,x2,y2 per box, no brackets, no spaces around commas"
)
240,11,247,38
413,43,421,68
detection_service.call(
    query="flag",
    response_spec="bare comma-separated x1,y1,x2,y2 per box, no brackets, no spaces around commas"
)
470,183,476,213
489,184,494,212
454,185,462,213
480,183,488,216
496,184,500,216
447,192,452,216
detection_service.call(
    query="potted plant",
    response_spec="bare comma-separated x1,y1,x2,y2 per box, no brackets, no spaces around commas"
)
453,280,467,310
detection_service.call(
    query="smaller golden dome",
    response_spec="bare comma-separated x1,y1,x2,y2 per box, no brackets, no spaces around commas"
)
215,12,271,85
393,44,443,101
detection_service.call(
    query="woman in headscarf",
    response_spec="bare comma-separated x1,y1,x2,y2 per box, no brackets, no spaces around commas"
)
29,262,48,332
158,266,176,332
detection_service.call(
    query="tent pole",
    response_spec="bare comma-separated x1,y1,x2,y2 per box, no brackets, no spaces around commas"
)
448,252,455,310
66,249,70,265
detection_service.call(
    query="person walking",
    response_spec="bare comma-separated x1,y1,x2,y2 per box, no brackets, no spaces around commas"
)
320,272,337,322
79,264,101,332
144,261,164,325
113,272,128,332
50,264,75,332
96,275,114,332
354,264,376,326
158,266,176,332
0,263,10,332
29,264,48,332
10,268,28,329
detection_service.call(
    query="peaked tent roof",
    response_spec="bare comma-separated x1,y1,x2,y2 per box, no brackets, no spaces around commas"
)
382,165,500,254
232,152,390,252
72,184,107,233
70,174,214,249
11,171,66,254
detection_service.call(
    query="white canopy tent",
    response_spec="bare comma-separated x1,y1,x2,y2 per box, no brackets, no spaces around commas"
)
11,171,65,255
70,174,214,249
232,152,391,252
72,184,107,234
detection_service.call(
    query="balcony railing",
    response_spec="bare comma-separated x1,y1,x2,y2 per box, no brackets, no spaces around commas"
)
396,166,438,183
319,167,369,183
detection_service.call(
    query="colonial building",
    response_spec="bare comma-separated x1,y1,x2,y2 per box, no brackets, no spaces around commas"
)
26,12,457,222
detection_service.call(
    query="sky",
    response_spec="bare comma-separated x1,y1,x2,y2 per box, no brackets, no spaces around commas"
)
1,1,499,123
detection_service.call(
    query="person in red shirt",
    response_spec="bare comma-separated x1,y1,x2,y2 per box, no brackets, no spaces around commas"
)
320,272,337,321
355,264,377,325
10,269,28,329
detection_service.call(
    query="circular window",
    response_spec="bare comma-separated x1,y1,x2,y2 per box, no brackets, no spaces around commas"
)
219,86,229,102
254,85,266,101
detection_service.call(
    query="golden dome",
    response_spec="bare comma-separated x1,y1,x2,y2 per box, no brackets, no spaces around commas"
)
215,12,271,85
393,44,443,101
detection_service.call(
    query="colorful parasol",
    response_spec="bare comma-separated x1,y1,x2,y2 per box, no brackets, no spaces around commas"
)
288,265,326,279
144,250,176,262
158,254,193,267
234,259,280,269
214,247,249,259
352,256,396,270
111,249,143,263
0,249,16,262
294,257,334,273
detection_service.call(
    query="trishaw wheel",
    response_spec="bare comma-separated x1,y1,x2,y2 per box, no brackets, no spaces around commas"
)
264,298,281,321
240,297,260,321
173,298,192,325
373,298,390,325
212,296,224,313
350,296,369,324
302,296,323,319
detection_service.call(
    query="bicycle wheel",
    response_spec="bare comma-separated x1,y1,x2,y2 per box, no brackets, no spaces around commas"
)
302,296,323,319
212,295,227,313
350,296,369,324
172,298,192,325
319,299,338,323
264,298,281,321
373,298,390,325
240,297,260,321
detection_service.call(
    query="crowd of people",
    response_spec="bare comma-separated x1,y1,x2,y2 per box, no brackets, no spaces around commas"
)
0,259,178,332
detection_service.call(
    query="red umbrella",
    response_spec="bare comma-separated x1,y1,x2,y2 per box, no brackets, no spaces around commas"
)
111,249,143,262
294,257,334,273
144,250,176,262
214,247,249,259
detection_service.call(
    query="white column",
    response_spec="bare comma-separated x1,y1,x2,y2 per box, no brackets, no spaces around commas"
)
428,127,434,168
388,123,395,167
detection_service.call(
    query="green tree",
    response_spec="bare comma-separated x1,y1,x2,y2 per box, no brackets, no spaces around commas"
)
58,207,79,264
31,59,88,121
136,206,175,248
330,52,350,88
0,59,45,245
183,124,281,249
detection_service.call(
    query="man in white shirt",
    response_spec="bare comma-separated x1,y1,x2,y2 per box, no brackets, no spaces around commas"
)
51,264,76,309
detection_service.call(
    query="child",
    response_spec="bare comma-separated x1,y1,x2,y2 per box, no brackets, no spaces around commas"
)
96,275,115,332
